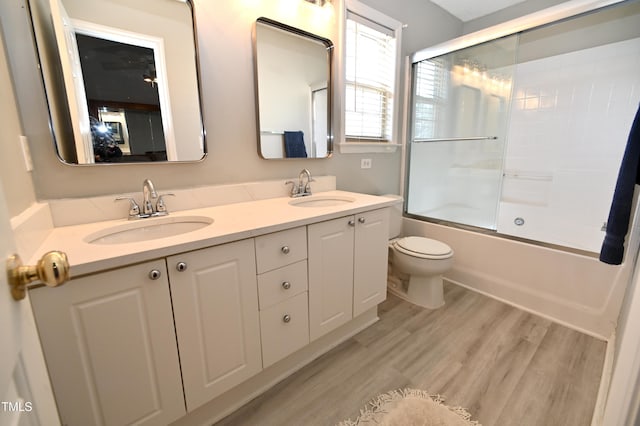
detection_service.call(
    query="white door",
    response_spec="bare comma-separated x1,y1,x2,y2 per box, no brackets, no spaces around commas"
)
0,181,59,425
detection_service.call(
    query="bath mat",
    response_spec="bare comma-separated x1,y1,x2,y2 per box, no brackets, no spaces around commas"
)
337,388,481,426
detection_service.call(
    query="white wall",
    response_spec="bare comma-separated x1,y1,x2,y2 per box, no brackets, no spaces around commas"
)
0,5,37,217
463,0,569,34
3,0,462,201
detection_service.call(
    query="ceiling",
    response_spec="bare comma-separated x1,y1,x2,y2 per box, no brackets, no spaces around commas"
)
430,0,528,21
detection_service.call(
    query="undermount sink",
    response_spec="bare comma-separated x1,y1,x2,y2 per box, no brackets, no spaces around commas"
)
85,216,214,245
288,195,355,207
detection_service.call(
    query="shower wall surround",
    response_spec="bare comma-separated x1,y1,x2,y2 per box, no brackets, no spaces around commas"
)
406,1,640,253
499,37,640,251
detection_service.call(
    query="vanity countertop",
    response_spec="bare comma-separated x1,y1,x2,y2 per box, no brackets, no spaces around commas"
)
31,191,396,277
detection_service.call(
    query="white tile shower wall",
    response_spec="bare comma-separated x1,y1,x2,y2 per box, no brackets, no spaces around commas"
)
499,37,640,252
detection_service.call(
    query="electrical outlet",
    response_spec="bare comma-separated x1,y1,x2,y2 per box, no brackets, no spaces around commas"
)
361,158,372,169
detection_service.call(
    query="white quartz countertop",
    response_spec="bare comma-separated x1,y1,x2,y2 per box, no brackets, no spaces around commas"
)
32,191,396,277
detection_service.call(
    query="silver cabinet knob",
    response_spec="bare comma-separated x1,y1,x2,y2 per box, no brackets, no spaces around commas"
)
281,246,290,254
176,262,188,272
348,219,355,227
358,217,366,224
148,269,162,280
282,281,291,290
282,314,291,323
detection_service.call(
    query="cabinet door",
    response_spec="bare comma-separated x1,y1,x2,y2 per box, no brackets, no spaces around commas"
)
353,208,390,317
308,216,354,341
30,260,185,426
168,239,261,411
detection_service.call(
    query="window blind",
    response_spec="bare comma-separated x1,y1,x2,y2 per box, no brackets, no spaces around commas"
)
413,58,447,139
345,11,397,142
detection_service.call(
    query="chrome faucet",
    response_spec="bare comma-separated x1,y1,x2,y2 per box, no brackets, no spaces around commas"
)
142,179,158,216
286,169,315,198
116,179,174,219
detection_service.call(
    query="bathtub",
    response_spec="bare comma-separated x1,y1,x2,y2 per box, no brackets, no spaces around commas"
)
402,211,640,339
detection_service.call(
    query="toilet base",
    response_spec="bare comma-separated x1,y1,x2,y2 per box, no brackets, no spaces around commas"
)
408,274,444,309
387,273,445,309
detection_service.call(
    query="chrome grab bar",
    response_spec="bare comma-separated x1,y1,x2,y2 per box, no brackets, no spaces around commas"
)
412,136,498,143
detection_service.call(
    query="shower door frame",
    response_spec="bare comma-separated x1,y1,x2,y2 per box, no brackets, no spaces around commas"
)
401,0,628,257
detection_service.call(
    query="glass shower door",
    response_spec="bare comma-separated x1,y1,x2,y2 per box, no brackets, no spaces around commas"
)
406,35,518,230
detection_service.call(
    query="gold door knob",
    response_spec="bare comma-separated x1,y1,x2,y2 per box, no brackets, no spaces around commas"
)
7,251,70,301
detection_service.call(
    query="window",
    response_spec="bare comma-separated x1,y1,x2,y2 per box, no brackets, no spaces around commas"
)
412,58,448,139
342,1,401,150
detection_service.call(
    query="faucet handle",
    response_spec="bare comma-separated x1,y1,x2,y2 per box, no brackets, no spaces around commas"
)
285,180,298,197
303,182,313,196
115,197,141,218
155,193,175,214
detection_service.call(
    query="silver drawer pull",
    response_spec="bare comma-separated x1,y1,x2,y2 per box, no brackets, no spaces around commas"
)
348,220,355,227
148,269,162,280
283,314,291,323
176,262,188,272
282,281,291,290
358,217,366,224
281,246,290,254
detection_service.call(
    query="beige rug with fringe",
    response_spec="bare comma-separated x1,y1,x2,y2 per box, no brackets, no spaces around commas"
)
337,389,481,426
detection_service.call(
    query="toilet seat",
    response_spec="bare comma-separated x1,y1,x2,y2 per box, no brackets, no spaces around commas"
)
393,236,453,260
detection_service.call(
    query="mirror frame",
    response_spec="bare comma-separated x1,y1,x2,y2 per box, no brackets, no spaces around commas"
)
252,17,333,160
27,0,207,166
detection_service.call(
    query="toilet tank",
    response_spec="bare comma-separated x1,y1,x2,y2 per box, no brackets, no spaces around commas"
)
383,194,403,239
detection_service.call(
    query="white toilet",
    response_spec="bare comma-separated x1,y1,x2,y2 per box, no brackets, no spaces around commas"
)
386,196,454,309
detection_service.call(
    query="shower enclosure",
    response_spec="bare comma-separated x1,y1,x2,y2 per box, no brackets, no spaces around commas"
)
405,0,640,253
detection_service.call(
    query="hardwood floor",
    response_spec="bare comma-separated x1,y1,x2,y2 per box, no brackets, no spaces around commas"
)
216,282,607,426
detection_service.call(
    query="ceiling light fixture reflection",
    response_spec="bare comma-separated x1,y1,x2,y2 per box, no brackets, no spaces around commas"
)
303,0,330,6
142,71,158,88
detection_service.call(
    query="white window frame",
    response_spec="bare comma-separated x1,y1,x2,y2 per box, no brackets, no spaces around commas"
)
337,0,403,153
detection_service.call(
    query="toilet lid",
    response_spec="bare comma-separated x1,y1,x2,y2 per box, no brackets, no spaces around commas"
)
394,236,453,259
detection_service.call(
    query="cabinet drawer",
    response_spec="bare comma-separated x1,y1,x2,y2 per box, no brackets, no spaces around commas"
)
255,227,307,273
260,292,309,368
258,260,308,310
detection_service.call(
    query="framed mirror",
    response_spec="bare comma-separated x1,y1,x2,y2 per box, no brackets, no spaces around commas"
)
28,0,205,164
253,17,333,159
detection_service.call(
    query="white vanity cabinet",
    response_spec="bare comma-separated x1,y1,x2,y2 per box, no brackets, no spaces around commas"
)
29,260,185,426
308,208,389,341
28,193,392,425
167,239,262,412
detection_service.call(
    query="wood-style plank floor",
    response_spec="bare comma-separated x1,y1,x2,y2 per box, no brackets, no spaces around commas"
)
216,282,607,426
